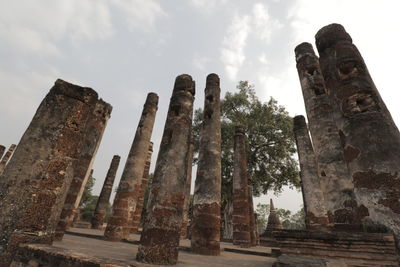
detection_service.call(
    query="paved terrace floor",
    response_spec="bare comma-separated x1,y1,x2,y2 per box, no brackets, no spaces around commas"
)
50,228,277,267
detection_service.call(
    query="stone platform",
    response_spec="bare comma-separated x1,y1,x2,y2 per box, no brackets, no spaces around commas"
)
11,228,277,267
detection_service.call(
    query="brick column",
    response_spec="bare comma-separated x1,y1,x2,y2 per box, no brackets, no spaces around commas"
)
293,115,330,230
130,142,153,233
232,126,251,247
105,92,158,241
295,42,361,231
180,137,194,239
91,155,121,229
0,79,98,265
248,175,257,246
0,144,16,174
0,145,5,160
136,74,195,265
316,24,400,243
55,99,112,240
191,73,222,255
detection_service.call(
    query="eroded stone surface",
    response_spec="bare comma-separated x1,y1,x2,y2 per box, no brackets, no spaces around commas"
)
191,73,222,255
0,79,99,266
181,137,194,239
293,116,330,230
316,24,400,245
136,74,195,265
91,155,121,229
55,98,112,240
105,92,158,241
0,144,16,174
232,126,251,247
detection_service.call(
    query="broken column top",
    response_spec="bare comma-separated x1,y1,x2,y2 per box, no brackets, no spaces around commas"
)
315,23,352,53
174,74,196,96
293,115,307,131
294,42,316,59
145,92,159,106
53,79,98,104
95,99,113,120
206,73,220,86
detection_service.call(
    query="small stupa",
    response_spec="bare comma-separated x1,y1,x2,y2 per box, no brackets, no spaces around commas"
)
265,199,283,231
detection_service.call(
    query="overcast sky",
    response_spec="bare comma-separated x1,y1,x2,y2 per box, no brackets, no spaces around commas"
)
1,0,400,213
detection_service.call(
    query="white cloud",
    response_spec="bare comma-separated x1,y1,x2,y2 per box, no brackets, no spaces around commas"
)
111,0,167,32
252,3,283,43
190,0,227,11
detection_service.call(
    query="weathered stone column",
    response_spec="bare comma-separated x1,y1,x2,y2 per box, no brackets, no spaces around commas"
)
254,214,260,245
0,79,98,266
265,199,283,231
54,99,112,240
248,175,257,246
136,74,195,265
180,137,194,239
130,142,153,233
293,115,330,230
295,42,362,231
316,24,400,241
0,144,16,174
191,73,222,255
0,145,5,160
232,126,251,247
105,92,158,241
91,155,121,229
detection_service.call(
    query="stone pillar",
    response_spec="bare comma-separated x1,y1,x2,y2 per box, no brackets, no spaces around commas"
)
136,74,195,265
91,155,121,229
232,126,251,247
248,175,257,246
191,73,222,255
54,99,112,240
254,214,260,245
265,199,283,231
0,145,5,160
104,92,158,241
0,144,16,174
130,142,153,233
293,116,330,230
0,79,98,266
295,42,361,231
316,24,400,241
180,137,194,239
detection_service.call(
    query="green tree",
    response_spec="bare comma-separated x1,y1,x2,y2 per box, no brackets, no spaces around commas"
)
79,172,97,221
193,81,299,204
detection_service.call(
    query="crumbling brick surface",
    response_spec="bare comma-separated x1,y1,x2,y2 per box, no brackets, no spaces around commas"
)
136,74,195,265
0,79,99,266
191,73,222,255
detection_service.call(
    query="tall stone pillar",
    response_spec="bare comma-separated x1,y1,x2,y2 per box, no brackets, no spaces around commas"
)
105,92,158,241
248,175,257,246
0,145,5,160
191,73,222,255
54,99,112,240
0,144,16,174
295,42,362,231
136,74,195,265
265,199,283,231
316,24,400,241
130,142,153,233
180,137,194,239
91,155,121,229
293,116,330,230
232,126,251,247
0,79,98,266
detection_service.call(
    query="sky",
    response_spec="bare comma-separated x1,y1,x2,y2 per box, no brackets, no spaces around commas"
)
1,0,400,213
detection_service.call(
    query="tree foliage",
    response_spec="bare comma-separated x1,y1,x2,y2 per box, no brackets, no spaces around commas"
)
193,81,300,206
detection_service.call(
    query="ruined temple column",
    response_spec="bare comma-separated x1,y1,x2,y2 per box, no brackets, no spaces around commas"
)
91,155,121,229
0,145,5,160
130,142,153,233
54,99,112,240
248,175,257,246
104,92,158,241
232,126,251,247
293,115,330,230
191,73,222,255
295,42,361,231
265,199,283,231
316,24,400,241
180,137,194,239
136,74,195,265
0,79,98,266
0,144,16,174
